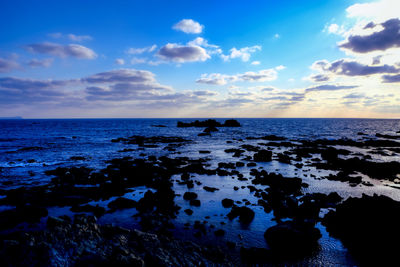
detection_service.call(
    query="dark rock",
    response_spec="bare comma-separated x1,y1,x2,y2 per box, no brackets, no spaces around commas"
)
184,209,193,215
214,229,225,236
240,247,271,263
108,197,137,210
183,192,198,201
190,199,201,207
71,204,106,217
264,221,321,256
227,206,255,224
322,194,400,266
203,126,219,133
253,150,272,162
223,119,241,127
203,186,219,192
221,198,234,208
199,150,211,154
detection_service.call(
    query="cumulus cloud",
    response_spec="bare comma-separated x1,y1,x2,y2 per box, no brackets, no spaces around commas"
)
311,59,399,77
221,45,261,62
339,18,400,53
173,19,204,34
196,68,279,85
346,0,400,22
25,42,97,59
1,69,213,107
157,43,210,63
0,77,76,104
187,37,222,55
28,58,53,68
0,58,20,73
126,45,157,54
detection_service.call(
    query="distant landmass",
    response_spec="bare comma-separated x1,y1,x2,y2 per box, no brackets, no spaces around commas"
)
0,116,23,119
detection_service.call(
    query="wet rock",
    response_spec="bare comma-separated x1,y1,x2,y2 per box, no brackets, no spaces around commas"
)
108,197,137,210
190,199,201,207
184,209,193,215
218,162,236,169
203,186,219,192
253,150,272,162
47,216,67,228
227,206,255,224
277,153,291,164
322,194,400,266
0,214,234,266
222,198,234,208
183,192,198,201
240,247,271,263
264,221,321,256
223,119,241,127
214,229,225,236
71,204,106,217
0,204,48,230
203,126,219,133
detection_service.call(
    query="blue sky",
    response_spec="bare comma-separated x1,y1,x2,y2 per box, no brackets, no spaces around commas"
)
1,0,400,118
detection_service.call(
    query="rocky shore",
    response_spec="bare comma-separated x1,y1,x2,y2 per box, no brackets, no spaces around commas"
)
1,119,400,266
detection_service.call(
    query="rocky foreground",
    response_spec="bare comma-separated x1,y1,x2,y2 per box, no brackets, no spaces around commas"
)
2,119,400,266
1,214,237,266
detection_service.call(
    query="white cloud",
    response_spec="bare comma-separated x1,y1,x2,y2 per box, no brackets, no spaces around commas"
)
346,0,400,22
126,45,157,55
25,42,97,59
275,65,286,70
251,61,261,65
115,58,125,65
172,19,204,34
221,45,261,62
196,68,279,85
187,37,222,54
157,43,210,63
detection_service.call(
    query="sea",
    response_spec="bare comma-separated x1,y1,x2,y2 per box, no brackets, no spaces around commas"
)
1,118,400,266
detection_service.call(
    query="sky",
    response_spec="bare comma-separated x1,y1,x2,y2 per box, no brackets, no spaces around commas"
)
1,0,400,118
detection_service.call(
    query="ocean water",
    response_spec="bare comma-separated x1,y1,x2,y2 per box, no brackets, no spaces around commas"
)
1,118,400,265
